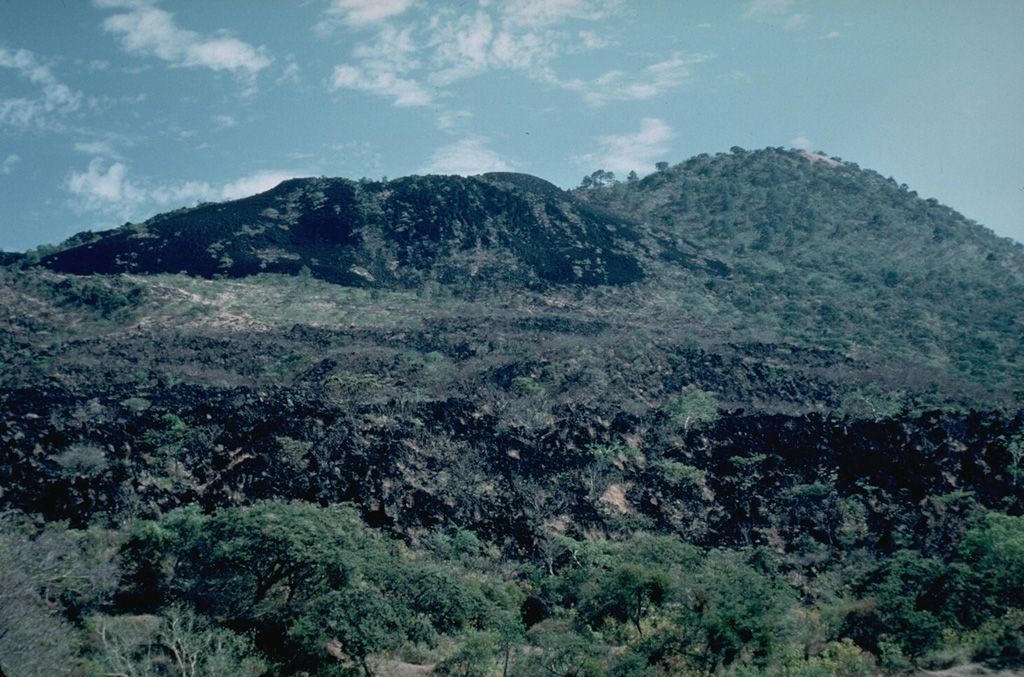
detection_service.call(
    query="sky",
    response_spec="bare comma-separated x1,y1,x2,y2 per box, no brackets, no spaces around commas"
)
1,0,1023,252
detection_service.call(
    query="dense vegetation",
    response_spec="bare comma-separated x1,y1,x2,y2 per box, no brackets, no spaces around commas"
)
8,497,1024,676
2,148,1024,675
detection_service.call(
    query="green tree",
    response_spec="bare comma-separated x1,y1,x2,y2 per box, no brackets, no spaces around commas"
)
518,618,605,677
435,629,501,677
387,563,488,635
118,501,393,667
685,549,795,670
666,387,719,430
582,564,672,638
491,608,526,677
580,169,618,188
847,549,948,657
180,502,374,622
950,512,1024,628
295,585,406,676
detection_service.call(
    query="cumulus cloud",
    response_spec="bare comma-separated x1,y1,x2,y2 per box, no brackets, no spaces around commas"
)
579,118,676,176
96,0,271,79
66,158,146,216
0,46,83,130
66,157,294,221
421,137,513,176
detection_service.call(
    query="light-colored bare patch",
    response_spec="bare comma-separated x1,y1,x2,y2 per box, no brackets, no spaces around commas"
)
374,659,435,676
350,265,376,283
256,247,301,263
543,515,570,535
126,275,275,333
802,152,841,167
600,482,633,514
239,224,267,236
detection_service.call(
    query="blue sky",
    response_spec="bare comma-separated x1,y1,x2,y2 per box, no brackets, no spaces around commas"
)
2,0,1023,252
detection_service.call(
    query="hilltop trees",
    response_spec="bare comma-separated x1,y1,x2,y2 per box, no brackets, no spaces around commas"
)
579,169,618,188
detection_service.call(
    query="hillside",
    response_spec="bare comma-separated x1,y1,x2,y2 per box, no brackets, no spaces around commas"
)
27,147,1024,409
2,147,1024,676
36,172,647,287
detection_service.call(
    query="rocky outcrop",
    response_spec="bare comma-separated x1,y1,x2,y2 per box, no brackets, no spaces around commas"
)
2,376,1019,558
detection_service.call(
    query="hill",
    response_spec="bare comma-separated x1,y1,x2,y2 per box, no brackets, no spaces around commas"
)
26,147,1024,409
2,147,1024,675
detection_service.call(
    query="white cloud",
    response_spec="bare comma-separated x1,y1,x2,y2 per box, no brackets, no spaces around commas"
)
577,30,609,49
426,2,619,83
437,108,473,131
421,137,513,176
2,154,22,175
325,0,630,107
211,114,237,128
351,24,422,71
330,64,433,106
316,0,415,32
97,0,271,79
544,52,711,107
486,29,548,72
328,24,433,106
66,158,146,217
0,46,83,130
429,11,495,84
67,157,295,221
580,118,676,176
73,140,123,158
501,0,622,29
276,62,302,85
219,171,294,201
